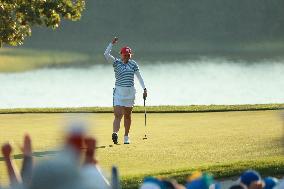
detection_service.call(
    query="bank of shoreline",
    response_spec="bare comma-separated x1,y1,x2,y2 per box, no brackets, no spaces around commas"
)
0,104,283,114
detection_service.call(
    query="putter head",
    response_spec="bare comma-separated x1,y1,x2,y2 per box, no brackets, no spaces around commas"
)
143,134,147,140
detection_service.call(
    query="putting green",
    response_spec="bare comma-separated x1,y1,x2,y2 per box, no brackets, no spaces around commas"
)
0,110,283,186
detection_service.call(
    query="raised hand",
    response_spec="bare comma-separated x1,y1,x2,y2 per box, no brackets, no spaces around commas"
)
143,88,147,100
1,142,22,185
1,143,12,159
22,134,32,156
84,137,97,164
21,134,33,186
112,37,118,44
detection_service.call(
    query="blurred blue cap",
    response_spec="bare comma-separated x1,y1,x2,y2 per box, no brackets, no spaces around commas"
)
263,177,278,189
240,170,261,187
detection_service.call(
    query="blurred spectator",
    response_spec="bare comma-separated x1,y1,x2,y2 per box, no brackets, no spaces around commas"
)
140,177,164,189
263,177,278,189
65,122,86,157
29,149,82,189
276,179,284,189
239,170,262,188
247,181,264,189
30,124,110,189
186,172,214,189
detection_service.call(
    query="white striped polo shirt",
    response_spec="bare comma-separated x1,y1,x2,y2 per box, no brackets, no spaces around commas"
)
113,59,139,87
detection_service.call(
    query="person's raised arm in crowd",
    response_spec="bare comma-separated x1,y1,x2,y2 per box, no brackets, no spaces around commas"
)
81,136,110,189
20,134,33,186
83,137,97,165
1,142,22,186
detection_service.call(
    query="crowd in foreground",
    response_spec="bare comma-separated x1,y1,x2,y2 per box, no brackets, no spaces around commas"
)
0,125,282,189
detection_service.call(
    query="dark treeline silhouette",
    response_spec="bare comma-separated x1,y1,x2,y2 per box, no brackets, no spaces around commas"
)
23,0,284,61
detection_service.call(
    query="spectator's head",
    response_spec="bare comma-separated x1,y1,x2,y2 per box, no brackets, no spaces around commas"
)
263,177,278,189
187,171,202,182
65,122,86,155
186,173,213,189
240,170,261,187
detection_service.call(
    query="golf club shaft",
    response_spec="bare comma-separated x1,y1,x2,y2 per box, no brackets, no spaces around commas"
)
144,98,147,138
144,99,146,126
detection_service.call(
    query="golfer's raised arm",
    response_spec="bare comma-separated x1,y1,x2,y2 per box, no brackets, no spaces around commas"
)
135,70,146,89
104,37,118,63
104,43,115,62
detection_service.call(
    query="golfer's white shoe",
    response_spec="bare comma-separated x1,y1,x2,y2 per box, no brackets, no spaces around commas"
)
124,136,130,144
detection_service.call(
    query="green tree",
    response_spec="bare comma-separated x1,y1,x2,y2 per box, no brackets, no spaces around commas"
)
0,0,85,47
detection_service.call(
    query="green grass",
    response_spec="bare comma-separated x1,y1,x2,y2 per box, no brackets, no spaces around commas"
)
0,48,92,72
0,104,283,114
0,110,283,188
121,157,284,189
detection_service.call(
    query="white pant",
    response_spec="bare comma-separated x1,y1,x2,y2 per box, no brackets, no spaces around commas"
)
113,86,136,107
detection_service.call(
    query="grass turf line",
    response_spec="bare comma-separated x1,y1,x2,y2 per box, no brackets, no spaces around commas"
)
0,104,284,114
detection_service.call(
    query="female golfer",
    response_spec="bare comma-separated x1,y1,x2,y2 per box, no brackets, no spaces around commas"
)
104,37,147,144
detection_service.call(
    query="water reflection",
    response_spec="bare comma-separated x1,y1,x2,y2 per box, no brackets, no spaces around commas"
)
0,59,284,108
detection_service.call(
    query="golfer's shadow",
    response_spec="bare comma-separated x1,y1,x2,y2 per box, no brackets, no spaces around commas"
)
96,144,121,149
0,150,60,161
0,144,123,161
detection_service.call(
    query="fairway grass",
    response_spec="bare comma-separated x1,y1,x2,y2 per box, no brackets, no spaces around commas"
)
0,110,283,188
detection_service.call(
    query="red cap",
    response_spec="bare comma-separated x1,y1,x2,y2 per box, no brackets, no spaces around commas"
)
120,46,132,55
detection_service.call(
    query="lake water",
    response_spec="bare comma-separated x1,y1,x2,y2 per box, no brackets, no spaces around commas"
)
1,58,284,108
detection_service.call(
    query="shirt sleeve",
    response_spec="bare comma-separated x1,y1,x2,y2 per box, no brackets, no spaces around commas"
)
104,43,116,63
133,63,139,72
135,70,146,89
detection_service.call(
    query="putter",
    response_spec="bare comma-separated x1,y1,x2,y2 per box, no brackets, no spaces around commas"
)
143,96,147,140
